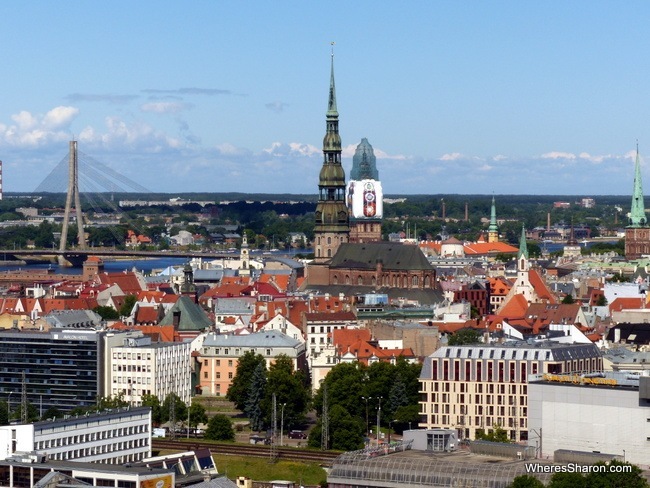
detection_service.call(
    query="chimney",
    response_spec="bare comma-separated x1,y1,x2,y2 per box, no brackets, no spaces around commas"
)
464,201,469,222
547,212,551,231
172,310,181,328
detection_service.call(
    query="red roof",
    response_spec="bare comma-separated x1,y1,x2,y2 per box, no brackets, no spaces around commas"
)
610,297,646,313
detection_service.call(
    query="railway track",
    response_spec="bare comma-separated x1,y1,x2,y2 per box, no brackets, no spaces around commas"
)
152,439,340,465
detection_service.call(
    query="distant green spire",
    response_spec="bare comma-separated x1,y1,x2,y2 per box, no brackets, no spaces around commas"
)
327,49,338,116
488,196,498,233
518,224,529,260
630,144,647,227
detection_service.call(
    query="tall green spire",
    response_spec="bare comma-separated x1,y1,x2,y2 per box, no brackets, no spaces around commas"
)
630,144,647,227
488,196,498,233
518,224,529,260
327,48,338,116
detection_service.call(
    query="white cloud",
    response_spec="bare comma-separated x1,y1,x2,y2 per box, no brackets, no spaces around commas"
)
541,151,576,160
439,152,463,161
140,102,192,114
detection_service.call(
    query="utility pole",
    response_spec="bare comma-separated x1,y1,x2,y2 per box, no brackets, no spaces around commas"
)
169,395,176,440
321,385,329,450
270,393,277,461
21,372,27,423
376,396,382,447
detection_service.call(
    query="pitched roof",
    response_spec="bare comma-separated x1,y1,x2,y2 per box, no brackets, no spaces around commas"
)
159,295,213,331
330,242,432,271
464,242,518,255
610,297,645,313
97,271,144,294
529,269,556,303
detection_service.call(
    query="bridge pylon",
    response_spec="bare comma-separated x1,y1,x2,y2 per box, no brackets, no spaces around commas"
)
59,140,86,265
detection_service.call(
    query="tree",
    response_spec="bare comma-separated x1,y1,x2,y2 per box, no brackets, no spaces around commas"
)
161,393,188,427
94,305,120,321
448,328,482,346
561,294,575,304
475,423,509,443
0,401,8,425
508,475,545,488
585,460,648,488
596,294,608,306
227,351,266,411
189,402,208,432
387,373,410,420
245,362,267,431
205,414,235,441
308,404,364,451
141,394,162,425
119,295,138,317
263,355,310,429
548,471,587,488
40,406,63,421
97,392,129,410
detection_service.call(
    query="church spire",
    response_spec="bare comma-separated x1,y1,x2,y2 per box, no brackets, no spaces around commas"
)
313,45,349,261
518,224,529,260
487,195,499,243
630,143,647,227
327,46,338,116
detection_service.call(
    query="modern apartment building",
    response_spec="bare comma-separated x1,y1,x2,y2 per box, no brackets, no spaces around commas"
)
107,335,192,406
419,342,602,442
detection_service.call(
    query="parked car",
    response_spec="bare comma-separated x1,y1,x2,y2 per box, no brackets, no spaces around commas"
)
288,430,307,439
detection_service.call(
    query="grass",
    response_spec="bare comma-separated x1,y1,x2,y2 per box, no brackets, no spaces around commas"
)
214,454,327,485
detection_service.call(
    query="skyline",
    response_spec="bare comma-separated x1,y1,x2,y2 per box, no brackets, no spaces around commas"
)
1,2,650,195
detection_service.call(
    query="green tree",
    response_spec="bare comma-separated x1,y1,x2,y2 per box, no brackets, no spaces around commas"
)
0,400,8,425
475,423,509,443
387,373,410,420
245,362,267,431
312,362,368,419
508,475,545,488
328,404,365,451
561,294,575,304
227,351,266,411
161,393,188,427
596,294,608,306
119,295,138,317
142,394,162,425
205,414,235,441
40,406,63,421
97,392,129,410
17,401,40,423
548,471,587,488
585,460,648,488
189,401,208,432
263,355,310,429
448,328,482,346
93,305,120,321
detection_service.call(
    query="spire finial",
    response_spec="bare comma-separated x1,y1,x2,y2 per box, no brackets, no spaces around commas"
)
518,224,529,260
630,142,647,227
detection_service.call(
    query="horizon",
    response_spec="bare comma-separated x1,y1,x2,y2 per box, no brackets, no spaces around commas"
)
1,2,650,195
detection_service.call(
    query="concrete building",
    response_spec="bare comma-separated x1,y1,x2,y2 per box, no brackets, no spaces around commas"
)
0,407,152,464
197,331,307,396
107,335,192,406
528,372,650,466
419,341,603,441
304,311,357,358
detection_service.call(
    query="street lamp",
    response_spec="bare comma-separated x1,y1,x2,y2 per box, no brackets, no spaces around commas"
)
280,403,287,447
361,396,372,438
7,391,13,422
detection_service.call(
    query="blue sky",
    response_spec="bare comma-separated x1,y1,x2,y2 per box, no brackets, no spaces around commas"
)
1,1,649,195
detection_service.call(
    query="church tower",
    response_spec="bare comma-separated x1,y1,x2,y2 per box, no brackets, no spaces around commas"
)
239,233,251,276
487,196,499,243
625,145,650,259
347,138,383,243
313,49,349,261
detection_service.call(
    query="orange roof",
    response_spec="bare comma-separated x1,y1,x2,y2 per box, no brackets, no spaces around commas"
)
258,274,291,293
488,277,512,296
609,297,646,313
135,306,162,324
464,242,518,255
111,323,178,342
499,294,529,319
97,272,144,294
333,328,414,364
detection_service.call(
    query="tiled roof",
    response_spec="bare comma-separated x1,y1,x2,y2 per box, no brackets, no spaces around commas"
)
330,242,433,271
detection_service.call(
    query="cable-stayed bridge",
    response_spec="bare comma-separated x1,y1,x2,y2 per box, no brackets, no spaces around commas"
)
32,141,153,260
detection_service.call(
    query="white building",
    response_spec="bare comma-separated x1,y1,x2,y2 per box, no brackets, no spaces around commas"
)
0,407,152,464
108,335,192,406
528,372,650,466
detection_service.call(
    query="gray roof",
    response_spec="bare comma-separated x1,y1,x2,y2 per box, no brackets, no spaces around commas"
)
185,476,238,488
194,269,225,281
44,310,103,329
214,297,255,314
330,242,433,271
203,330,301,348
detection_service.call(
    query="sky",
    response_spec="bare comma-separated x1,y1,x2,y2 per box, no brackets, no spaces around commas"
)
1,1,650,196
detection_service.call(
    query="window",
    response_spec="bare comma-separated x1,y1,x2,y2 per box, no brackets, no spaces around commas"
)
228,360,233,367
228,372,233,379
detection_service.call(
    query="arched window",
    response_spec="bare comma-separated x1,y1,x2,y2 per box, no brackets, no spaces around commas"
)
425,275,431,288
412,276,419,287
327,237,332,245
327,249,332,257
371,276,376,286
333,275,338,285
345,275,351,284
357,275,363,285
317,248,321,257
317,237,321,245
